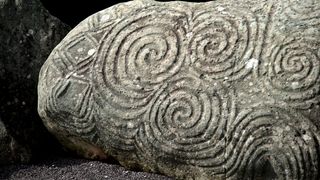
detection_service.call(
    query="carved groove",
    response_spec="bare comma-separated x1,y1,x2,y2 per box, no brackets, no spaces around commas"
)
189,5,258,80
284,0,320,26
93,7,188,120
47,79,96,136
264,37,320,109
136,75,231,172
225,105,320,179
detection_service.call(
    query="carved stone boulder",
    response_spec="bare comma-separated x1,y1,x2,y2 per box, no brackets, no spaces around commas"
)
38,0,320,179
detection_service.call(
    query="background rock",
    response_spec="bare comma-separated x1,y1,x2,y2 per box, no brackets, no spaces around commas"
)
0,119,30,165
40,0,129,27
0,0,70,164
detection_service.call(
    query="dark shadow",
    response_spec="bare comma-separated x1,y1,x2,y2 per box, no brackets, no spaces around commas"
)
40,0,212,27
253,158,278,180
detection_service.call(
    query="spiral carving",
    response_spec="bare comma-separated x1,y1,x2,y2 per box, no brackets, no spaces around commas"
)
189,6,258,80
38,1,320,179
93,7,187,121
225,104,320,179
264,37,320,108
136,75,231,171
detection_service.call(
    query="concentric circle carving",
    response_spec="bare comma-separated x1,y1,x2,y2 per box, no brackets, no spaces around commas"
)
93,7,188,120
264,37,320,108
189,6,258,80
38,1,320,179
136,75,231,170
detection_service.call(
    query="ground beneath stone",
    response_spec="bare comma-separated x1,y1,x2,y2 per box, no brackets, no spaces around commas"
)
0,157,172,180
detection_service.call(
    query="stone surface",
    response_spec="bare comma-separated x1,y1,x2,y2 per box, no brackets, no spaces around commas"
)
0,0,70,164
38,0,320,179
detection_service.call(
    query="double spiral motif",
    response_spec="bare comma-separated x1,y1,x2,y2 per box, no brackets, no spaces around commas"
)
136,75,231,170
40,2,320,179
93,7,187,121
90,4,320,176
92,7,188,150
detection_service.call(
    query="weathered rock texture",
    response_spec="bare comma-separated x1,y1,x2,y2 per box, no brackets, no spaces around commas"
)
38,0,320,179
0,0,70,164
0,119,30,165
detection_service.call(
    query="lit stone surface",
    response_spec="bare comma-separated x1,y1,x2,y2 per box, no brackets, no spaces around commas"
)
38,0,320,179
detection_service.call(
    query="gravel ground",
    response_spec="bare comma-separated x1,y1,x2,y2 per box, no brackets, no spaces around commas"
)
0,158,173,180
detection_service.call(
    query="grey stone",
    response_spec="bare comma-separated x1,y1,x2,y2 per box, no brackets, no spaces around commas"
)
0,0,70,164
38,0,320,179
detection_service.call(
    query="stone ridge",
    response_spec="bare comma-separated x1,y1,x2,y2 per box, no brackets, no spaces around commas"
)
38,0,320,179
